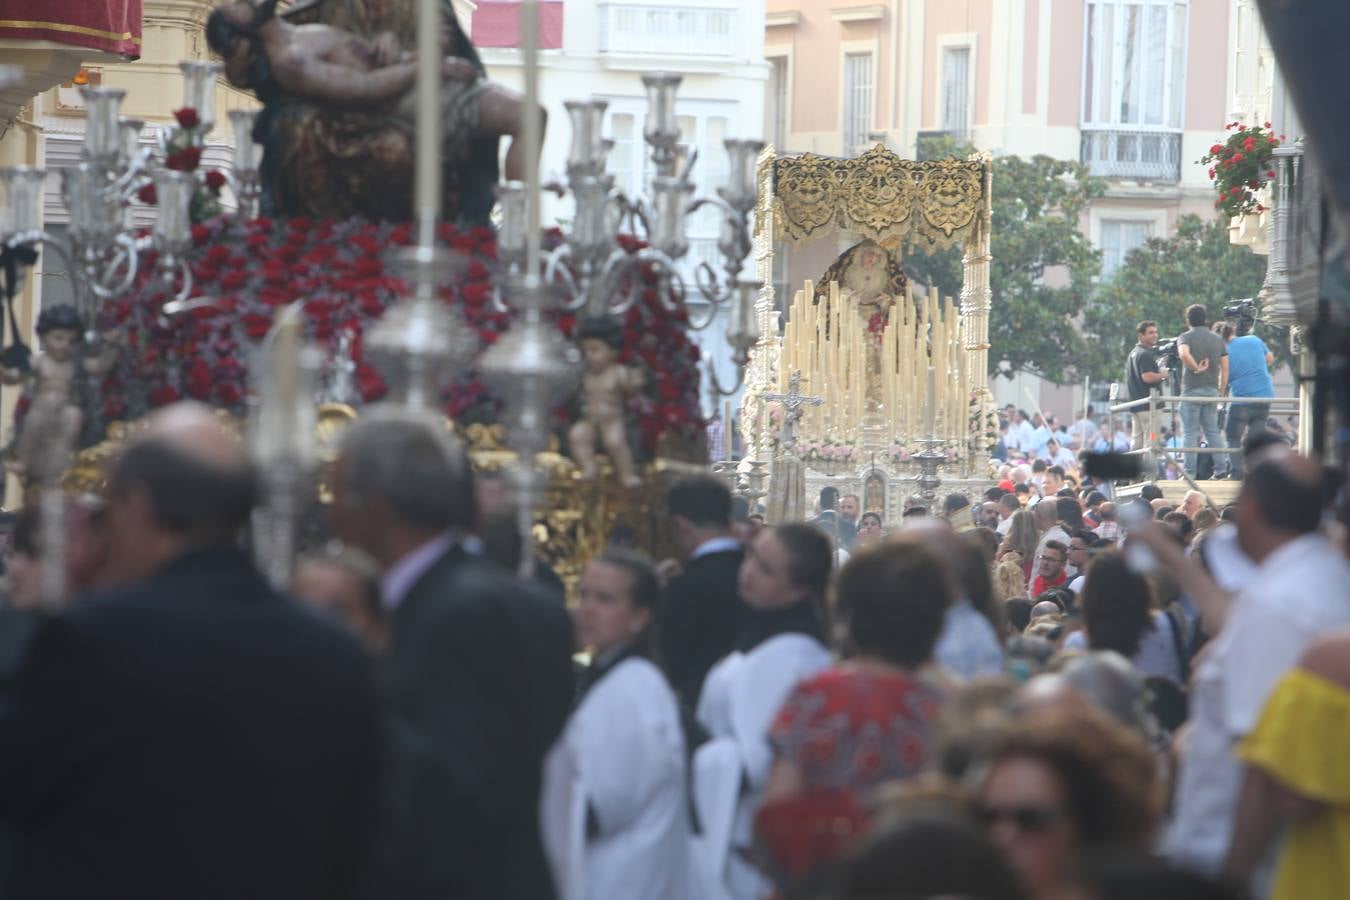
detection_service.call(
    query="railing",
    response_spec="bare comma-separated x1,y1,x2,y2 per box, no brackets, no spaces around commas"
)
597,3,737,58
1107,393,1300,501
1080,128,1183,182
1108,393,1300,457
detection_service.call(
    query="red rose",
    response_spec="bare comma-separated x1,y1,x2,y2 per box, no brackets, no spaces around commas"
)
183,366,215,402
148,385,181,406
204,169,227,192
216,383,243,406
1232,152,1243,163
1243,137,1256,151
462,283,491,307
1207,167,1216,178
1266,170,1277,179
352,258,382,278
356,363,388,402
465,260,489,281
258,285,292,307
243,313,273,341
191,223,211,243
1210,143,1222,155
173,107,200,129
136,182,157,205
167,146,203,171
1230,186,1242,195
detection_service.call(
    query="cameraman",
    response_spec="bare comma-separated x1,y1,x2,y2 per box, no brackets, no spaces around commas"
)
1177,303,1231,479
1219,310,1275,478
1125,320,1170,449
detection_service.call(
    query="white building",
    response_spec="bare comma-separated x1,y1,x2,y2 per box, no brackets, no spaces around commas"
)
472,0,769,414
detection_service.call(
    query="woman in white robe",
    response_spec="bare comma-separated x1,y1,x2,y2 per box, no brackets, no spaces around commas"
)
692,524,835,900
541,551,692,900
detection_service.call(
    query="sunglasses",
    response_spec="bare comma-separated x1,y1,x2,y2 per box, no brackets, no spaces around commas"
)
978,804,1063,834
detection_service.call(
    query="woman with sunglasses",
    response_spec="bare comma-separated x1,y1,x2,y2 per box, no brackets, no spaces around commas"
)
978,705,1162,900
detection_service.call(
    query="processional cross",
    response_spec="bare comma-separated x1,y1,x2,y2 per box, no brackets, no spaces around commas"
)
763,370,823,449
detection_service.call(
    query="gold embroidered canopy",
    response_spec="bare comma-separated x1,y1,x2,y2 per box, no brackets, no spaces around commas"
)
770,144,989,251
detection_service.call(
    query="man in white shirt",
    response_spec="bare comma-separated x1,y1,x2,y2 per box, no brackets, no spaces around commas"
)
1069,408,1098,450
995,493,1020,537
1012,409,1036,457
1164,452,1350,888
1027,414,1052,460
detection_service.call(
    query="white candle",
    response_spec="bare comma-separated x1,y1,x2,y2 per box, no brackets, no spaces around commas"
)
275,306,300,422
523,0,542,275
415,0,441,244
924,365,936,436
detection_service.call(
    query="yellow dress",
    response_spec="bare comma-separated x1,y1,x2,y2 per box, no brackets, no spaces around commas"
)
1237,668,1350,900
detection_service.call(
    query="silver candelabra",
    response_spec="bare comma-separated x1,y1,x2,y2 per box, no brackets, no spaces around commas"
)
0,62,265,330
495,73,762,396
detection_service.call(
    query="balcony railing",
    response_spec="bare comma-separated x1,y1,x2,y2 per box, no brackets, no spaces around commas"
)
1080,128,1182,182
597,3,737,58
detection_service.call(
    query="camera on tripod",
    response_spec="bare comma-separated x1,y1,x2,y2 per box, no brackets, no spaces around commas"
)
1154,335,1181,373
1223,297,1258,333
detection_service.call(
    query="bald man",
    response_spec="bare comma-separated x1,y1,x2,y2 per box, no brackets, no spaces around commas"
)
0,403,381,900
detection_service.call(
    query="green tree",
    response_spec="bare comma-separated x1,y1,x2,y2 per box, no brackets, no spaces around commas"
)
1082,214,1281,383
906,137,1106,383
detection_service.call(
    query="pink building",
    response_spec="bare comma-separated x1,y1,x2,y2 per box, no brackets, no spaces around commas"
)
766,0,1231,299
765,0,1232,395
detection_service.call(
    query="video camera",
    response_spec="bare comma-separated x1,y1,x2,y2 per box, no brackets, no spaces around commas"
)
1223,297,1258,334
1154,335,1182,376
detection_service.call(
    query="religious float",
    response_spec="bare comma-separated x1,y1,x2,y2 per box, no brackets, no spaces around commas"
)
0,0,761,592
736,143,999,522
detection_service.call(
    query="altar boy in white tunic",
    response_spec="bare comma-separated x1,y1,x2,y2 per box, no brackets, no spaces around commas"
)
693,524,834,900
540,551,692,900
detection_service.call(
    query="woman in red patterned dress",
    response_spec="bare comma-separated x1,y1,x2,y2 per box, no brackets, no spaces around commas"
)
761,536,952,800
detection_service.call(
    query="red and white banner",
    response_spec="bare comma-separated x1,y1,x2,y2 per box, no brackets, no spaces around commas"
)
0,0,143,58
471,0,563,50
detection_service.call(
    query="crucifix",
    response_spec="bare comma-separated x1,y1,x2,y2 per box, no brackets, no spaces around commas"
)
763,370,823,448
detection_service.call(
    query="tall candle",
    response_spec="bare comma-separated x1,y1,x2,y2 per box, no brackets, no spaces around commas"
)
924,365,936,436
522,0,542,275
414,0,440,244
275,305,300,426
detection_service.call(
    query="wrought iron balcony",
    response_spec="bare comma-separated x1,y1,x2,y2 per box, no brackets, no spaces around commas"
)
1080,128,1182,182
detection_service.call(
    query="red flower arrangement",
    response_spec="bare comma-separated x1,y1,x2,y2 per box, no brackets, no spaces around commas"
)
1199,121,1283,218
136,108,226,221
101,216,705,454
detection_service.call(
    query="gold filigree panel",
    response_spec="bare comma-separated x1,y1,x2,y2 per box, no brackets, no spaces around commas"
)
772,145,987,251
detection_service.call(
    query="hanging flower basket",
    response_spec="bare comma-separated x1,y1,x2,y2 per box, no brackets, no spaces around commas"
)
1199,121,1283,219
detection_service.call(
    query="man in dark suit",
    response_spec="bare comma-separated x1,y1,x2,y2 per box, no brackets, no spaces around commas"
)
0,403,381,900
659,475,747,709
331,408,575,900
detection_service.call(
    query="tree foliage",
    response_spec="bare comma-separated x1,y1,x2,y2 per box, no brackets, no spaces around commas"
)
905,137,1106,383
1082,214,1281,382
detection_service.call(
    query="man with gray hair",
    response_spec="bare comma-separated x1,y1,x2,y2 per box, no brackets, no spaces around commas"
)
331,406,574,900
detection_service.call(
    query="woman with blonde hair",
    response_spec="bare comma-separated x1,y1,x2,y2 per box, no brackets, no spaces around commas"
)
994,510,1039,601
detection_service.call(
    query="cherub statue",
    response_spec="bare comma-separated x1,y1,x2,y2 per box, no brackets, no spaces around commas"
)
1,306,118,481
568,318,644,489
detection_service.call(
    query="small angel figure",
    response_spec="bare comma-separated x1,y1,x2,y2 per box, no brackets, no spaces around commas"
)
568,318,644,488
2,305,118,481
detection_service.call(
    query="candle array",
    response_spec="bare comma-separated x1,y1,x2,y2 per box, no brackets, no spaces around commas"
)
777,279,971,455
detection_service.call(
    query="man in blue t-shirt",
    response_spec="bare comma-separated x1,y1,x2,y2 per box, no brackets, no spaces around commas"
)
1222,321,1275,477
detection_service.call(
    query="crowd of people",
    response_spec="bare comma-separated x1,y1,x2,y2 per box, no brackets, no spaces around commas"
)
0,401,1347,900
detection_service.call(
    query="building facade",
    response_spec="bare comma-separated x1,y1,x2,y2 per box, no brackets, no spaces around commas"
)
764,0,1233,413
475,0,769,414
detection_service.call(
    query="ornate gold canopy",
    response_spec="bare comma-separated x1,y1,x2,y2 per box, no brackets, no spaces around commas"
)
769,144,988,251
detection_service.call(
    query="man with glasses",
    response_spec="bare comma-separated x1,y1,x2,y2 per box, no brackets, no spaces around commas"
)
1065,530,1094,596
1031,540,1069,596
